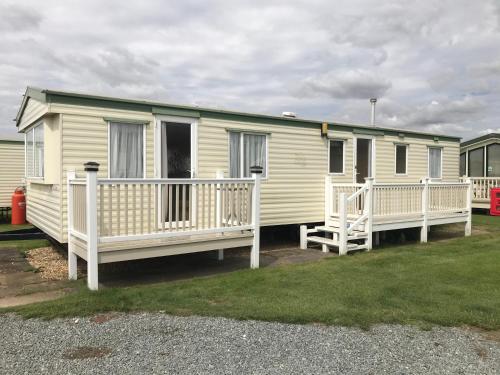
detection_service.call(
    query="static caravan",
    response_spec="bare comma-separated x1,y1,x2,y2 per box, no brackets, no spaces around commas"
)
460,133,500,209
0,138,24,217
15,87,472,289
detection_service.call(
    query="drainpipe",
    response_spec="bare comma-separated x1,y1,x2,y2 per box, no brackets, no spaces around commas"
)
370,98,377,126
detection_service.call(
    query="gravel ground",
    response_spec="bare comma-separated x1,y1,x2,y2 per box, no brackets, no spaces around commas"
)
1,313,499,374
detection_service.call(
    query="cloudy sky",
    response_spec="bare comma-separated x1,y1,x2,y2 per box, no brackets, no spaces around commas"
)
1,0,500,141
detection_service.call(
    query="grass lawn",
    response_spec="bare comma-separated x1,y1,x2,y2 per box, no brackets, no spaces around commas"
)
0,222,35,233
3,215,500,329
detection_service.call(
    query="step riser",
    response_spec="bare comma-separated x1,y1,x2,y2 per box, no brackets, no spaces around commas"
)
304,224,370,254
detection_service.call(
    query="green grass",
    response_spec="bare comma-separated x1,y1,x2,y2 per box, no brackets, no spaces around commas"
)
0,223,35,233
0,222,49,254
3,215,500,329
471,212,499,228
0,239,50,254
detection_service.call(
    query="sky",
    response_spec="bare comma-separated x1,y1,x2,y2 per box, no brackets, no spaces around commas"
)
1,0,500,141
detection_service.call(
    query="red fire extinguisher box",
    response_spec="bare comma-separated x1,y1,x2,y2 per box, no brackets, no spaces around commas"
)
491,188,500,216
11,187,26,225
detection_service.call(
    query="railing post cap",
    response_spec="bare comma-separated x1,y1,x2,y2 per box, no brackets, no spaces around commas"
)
250,166,263,174
84,162,100,172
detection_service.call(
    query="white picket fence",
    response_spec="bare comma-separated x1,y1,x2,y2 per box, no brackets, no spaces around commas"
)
326,177,473,254
460,177,500,203
67,165,262,290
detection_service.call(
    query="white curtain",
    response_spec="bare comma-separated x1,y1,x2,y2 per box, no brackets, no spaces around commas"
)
229,132,241,178
428,147,442,178
110,123,144,178
243,134,266,177
26,129,34,177
34,125,44,177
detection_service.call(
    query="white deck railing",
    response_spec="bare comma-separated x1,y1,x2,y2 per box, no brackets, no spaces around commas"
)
460,177,500,202
67,163,262,290
326,177,473,255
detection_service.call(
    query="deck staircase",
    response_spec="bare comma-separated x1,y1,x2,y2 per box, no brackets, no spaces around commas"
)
300,178,374,255
301,223,369,254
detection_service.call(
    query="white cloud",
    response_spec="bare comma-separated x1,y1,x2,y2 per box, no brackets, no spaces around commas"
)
480,128,500,135
0,0,499,141
294,69,392,99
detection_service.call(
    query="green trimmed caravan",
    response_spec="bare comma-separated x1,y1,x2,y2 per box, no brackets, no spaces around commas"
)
15,87,471,289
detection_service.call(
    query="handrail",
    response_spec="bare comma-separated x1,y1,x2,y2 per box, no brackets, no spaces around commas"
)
331,183,364,187
69,177,256,185
331,177,472,255
347,213,368,234
67,165,263,290
97,177,255,185
347,183,368,203
460,177,500,180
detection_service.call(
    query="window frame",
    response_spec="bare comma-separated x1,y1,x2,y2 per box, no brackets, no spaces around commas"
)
228,130,268,179
427,146,443,180
459,152,467,177
24,121,44,179
328,138,346,175
467,146,485,178
107,121,147,179
394,143,408,176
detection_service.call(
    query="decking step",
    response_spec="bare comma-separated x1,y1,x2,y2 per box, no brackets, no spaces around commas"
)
307,236,339,247
347,244,368,251
307,236,366,251
315,225,340,233
348,232,368,239
315,226,368,239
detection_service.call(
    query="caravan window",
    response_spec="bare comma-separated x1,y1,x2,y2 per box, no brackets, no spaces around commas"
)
329,140,344,174
468,148,484,177
428,147,442,179
109,122,145,178
487,144,500,177
25,123,44,178
395,144,407,175
459,152,466,177
229,131,267,178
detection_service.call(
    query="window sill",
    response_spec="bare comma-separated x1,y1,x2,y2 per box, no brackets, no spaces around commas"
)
394,174,408,177
328,173,345,176
25,177,53,186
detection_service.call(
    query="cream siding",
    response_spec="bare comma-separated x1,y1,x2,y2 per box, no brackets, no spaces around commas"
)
198,118,328,225
375,135,459,182
57,104,155,242
18,98,48,131
17,97,462,243
26,181,61,240
24,115,62,240
198,121,460,226
0,141,24,207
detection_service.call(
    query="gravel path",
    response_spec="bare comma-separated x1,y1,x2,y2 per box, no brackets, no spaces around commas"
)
1,313,499,374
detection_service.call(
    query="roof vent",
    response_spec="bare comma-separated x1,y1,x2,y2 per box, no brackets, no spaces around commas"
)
282,111,296,118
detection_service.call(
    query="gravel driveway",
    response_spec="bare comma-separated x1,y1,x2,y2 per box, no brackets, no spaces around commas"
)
1,313,499,374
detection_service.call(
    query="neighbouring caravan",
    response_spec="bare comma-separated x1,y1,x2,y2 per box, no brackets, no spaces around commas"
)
460,133,500,209
15,87,471,289
0,138,24,211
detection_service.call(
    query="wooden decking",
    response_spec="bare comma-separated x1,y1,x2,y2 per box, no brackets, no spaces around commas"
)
71,231,254,264
461,177,500,209
67,168,263,290
301,177,472,255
